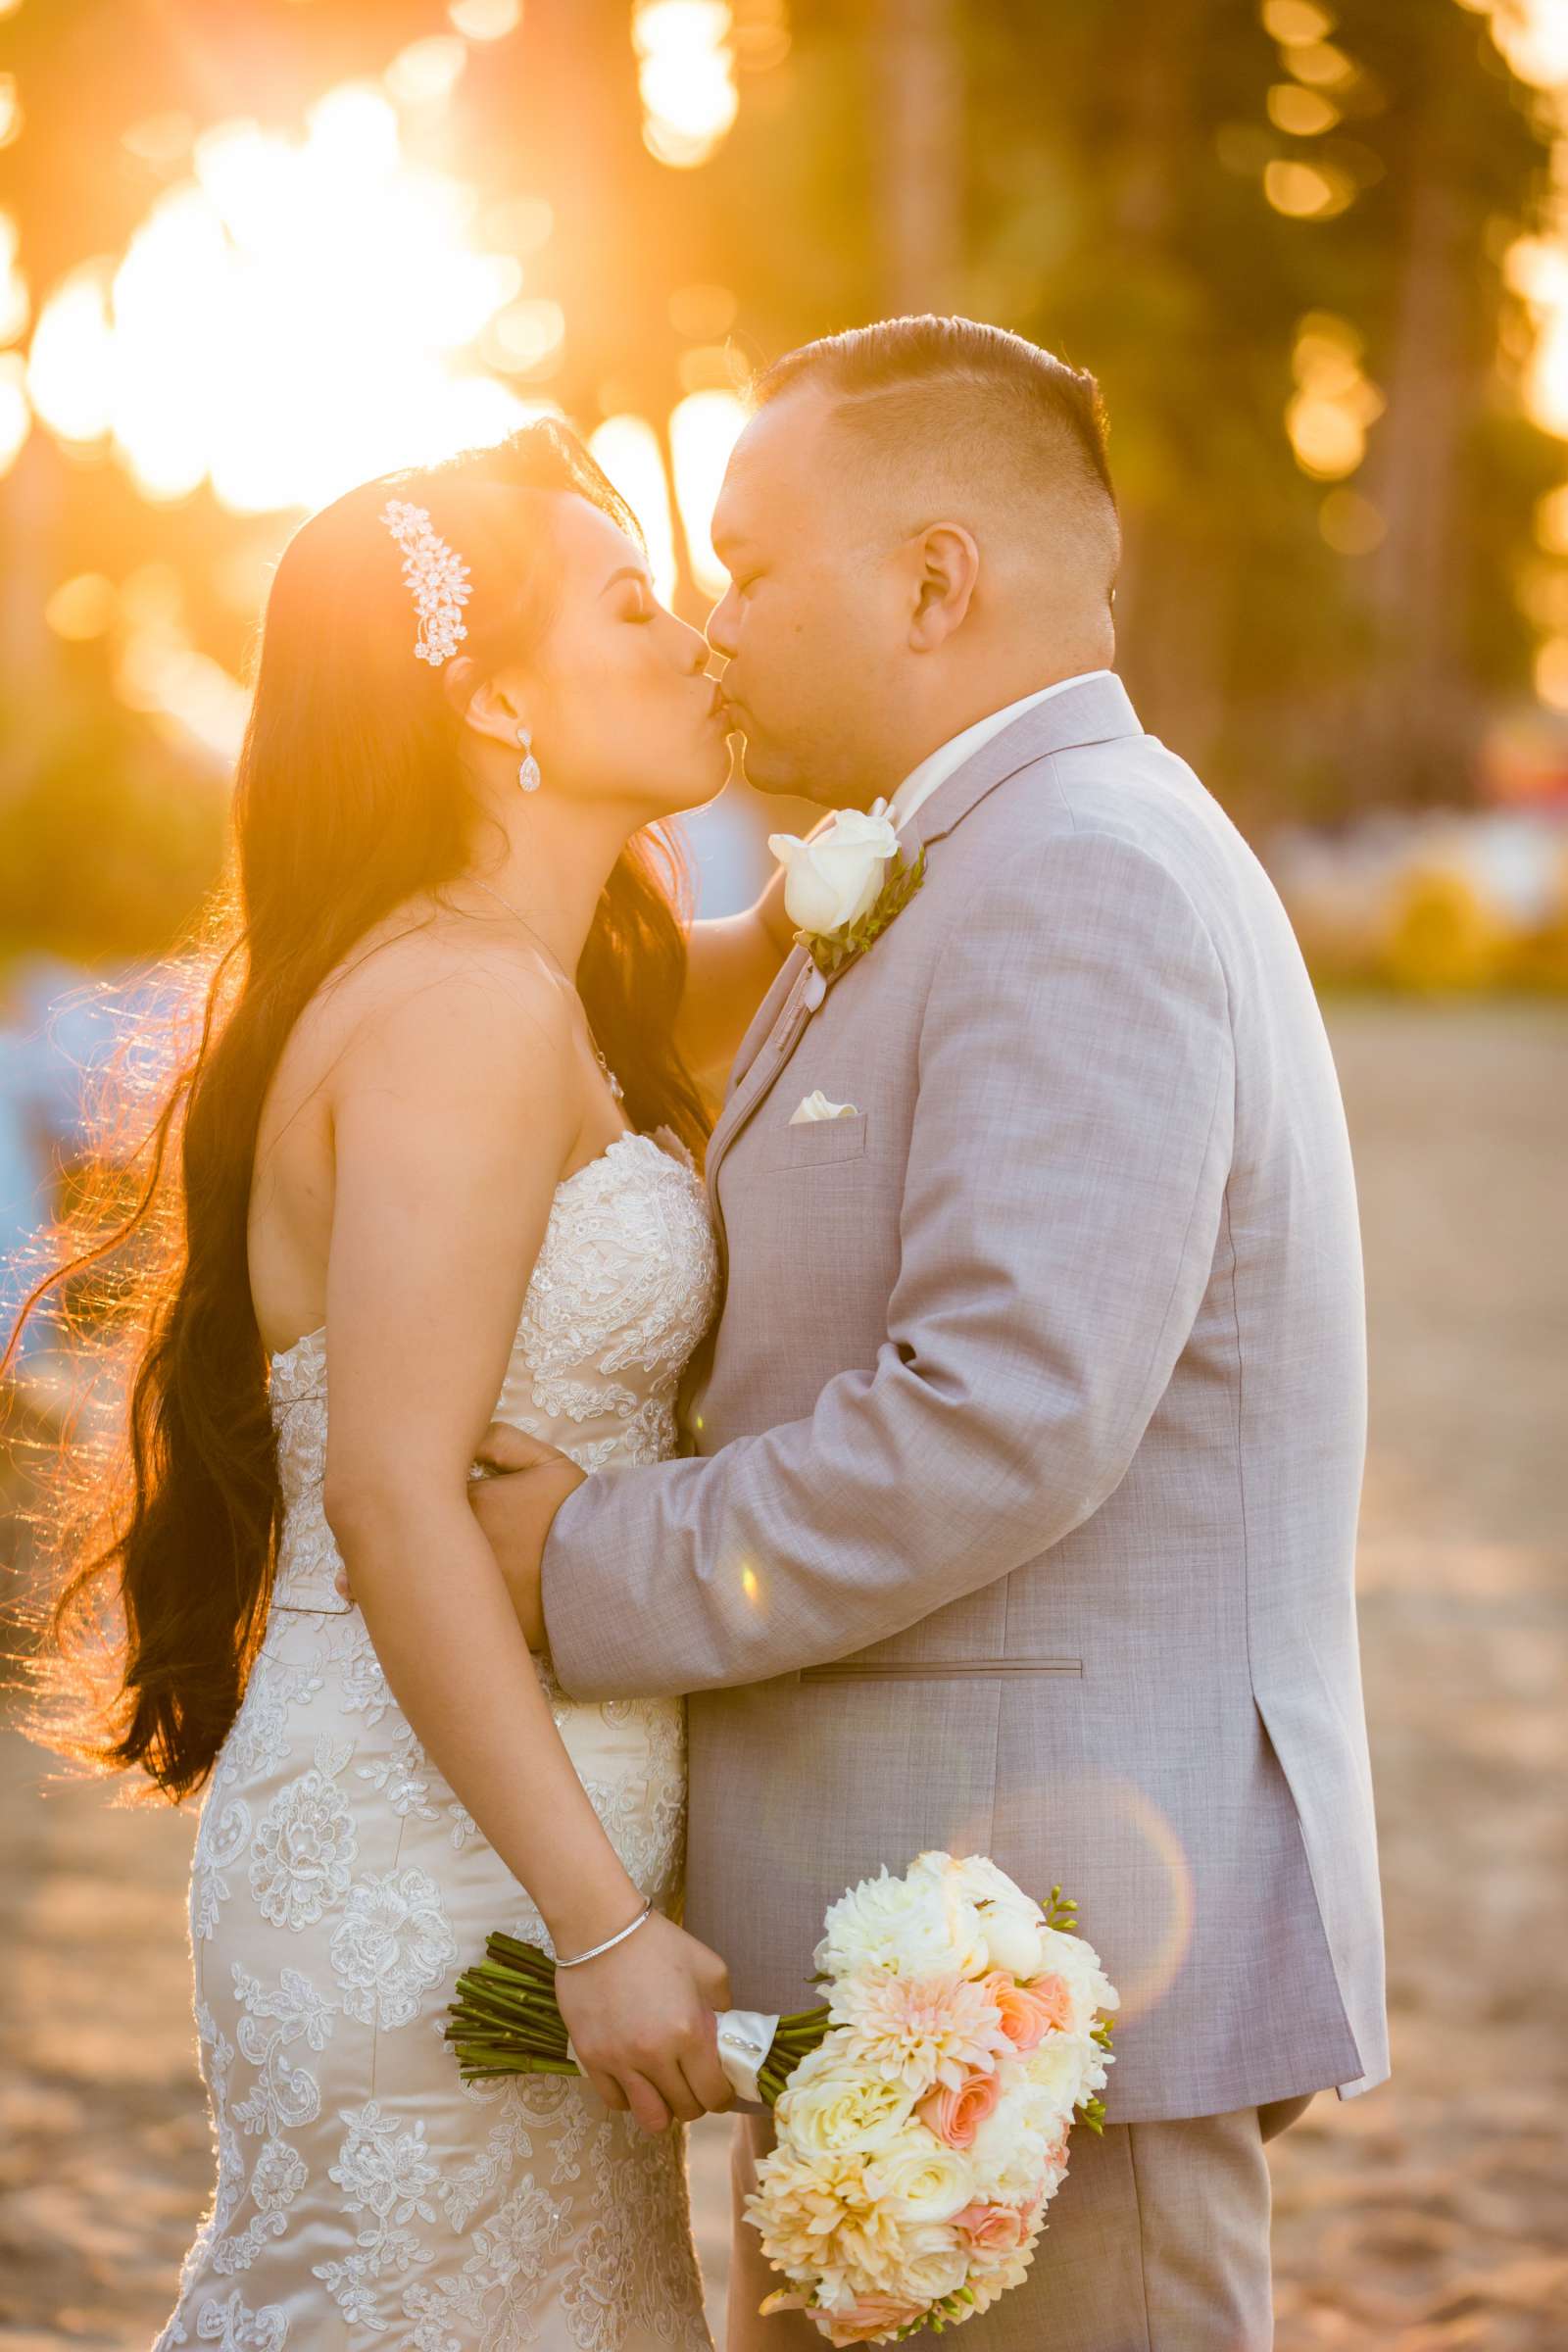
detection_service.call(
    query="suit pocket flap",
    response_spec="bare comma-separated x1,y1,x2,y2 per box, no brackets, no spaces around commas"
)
798,1656,1082,1682
757,1113,869,1172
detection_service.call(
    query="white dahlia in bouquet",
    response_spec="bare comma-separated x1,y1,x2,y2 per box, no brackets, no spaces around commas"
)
444,1848,1116,2345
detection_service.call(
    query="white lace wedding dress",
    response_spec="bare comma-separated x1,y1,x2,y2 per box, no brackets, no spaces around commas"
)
157,1128,721,2352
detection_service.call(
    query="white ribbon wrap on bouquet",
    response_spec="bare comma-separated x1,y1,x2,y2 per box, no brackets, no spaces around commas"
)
565,2008,781,2105
713,2008,782,2102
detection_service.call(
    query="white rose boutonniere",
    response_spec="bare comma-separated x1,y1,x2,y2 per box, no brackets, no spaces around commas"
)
767,803,928,979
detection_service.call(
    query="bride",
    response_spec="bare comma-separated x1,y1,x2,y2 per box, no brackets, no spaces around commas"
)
16,420,795,2345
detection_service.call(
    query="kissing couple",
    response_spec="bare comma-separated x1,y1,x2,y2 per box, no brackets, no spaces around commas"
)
25,313,1386,2350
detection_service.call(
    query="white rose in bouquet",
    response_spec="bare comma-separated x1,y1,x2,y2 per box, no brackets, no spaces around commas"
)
964,2101,1054,2208
1024,2030,1108,2119
777,2045,920,2160
890,2223,971,2306
1033,1922,1120,2034
861,2127,975,2227
932,1852,1049,1979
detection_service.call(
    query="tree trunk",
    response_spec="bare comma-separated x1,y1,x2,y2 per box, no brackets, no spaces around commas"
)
1360,166,1479,803
872,0,963,315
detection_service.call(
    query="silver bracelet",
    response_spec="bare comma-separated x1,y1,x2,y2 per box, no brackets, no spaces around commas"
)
554,1896,654,1970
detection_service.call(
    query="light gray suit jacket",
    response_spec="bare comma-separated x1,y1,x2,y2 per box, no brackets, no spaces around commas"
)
541,672,1389,2122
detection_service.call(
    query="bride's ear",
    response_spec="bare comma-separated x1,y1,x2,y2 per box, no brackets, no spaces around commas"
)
440,654,480,719
443,660,526,750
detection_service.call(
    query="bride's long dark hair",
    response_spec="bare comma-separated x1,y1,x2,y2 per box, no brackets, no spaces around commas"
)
6,419,711,1804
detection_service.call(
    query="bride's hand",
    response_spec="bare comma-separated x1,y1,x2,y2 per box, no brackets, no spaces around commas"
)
554,1909,736,2135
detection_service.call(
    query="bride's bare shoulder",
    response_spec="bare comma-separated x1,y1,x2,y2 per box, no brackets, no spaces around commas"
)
290,905,574,1092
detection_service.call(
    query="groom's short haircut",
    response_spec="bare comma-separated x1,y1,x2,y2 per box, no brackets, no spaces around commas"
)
754,315,1119,595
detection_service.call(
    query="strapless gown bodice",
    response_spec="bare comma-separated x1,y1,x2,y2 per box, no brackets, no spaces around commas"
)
268,1127,720,1614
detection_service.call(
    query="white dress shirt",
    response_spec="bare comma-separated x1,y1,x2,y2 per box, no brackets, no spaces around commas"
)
885,670,1114,834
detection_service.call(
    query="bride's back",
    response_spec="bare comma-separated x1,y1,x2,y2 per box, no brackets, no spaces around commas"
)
246,905,588,1362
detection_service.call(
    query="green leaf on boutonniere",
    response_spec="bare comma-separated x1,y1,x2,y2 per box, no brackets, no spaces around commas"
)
797,844,928,979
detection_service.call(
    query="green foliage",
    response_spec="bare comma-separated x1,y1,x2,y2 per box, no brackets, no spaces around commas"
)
0,686,228,964
799,846,928,978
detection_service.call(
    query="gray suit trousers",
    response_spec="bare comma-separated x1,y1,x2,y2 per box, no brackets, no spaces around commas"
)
725,2098,1313,2352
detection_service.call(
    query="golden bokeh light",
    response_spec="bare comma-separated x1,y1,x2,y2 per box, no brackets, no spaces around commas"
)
1535,482,1568,553
669,387,748,595
1282,40,1357,89
732,0,791,73
1264,158,1355,219
1290,398,1365,474
0,209,28,347
1515,556,1568,630
0,74,22,152
1266,81,1340,135
483,297,565,376
385,37,469,110
27,266,117,444
449,0,523,38
21,84,545,514
113,565,253,763
588,414,680,606
1505,233,1568,308
44,573,117,641
0,351,29,476
1287,314,1384,481
668,280,739,340
634,1,740,170
1527,306,1568,438
10,47,760,752
1535,631,1568,710
1479,0,1568,88
1260,0,1336,42
1505,226,1568,445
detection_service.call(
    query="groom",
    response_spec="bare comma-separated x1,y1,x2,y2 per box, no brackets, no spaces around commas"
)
477,316,1388,2347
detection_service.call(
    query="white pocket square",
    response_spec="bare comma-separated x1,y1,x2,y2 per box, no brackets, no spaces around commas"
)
789,1090,858,1125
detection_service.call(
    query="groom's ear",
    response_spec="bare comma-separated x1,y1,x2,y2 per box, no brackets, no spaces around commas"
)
906,522,980,652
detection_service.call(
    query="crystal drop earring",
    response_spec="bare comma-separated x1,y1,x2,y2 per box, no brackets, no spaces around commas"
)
516,724,542,794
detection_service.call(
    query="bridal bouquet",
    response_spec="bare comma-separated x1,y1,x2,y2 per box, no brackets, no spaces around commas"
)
446,1850,1117,2346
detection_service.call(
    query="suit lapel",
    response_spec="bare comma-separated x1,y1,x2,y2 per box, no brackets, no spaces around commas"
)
702,673,1145,1265
703,947,816,1268
724,941,810,1102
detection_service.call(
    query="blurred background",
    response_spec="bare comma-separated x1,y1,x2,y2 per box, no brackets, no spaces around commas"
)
0,1,1564,2345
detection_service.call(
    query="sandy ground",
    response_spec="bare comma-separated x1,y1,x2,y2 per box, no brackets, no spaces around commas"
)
1,999,1563,2349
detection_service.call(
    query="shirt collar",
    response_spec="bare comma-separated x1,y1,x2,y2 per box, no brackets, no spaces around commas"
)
884,671,1115,834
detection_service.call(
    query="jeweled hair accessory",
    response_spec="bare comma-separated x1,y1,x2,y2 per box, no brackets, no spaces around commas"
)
381,497,472,666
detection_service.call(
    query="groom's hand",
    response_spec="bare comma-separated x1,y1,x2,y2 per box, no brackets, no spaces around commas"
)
467,1421,586,1648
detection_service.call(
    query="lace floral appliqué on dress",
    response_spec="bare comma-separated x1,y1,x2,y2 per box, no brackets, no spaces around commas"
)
158,1130,720,2350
